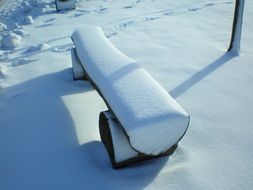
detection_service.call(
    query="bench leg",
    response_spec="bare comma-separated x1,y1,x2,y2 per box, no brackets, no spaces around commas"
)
71,48,88,80
99,111,178,169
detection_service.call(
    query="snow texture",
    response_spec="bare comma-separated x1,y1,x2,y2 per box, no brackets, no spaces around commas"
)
72,26,189,155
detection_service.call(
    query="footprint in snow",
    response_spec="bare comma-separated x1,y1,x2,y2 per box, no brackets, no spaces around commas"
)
24,43,50,54
52,45,72,52
95,7,108,13
204,3,215,7
36,23,52,28
223,1,233,4
163,11,174,16
143,17,160,21
116,21,135,30
124,5,134,9
11,58,36,67
70,10,90,18
188,7,202,12
106,32,117,38
44,18,55,23
73,13,84,17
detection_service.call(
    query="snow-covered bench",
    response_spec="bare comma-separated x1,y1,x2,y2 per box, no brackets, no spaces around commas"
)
55,0,76,11
71,26,190,168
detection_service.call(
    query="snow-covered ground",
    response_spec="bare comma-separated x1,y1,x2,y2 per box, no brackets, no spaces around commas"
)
0,0,253,189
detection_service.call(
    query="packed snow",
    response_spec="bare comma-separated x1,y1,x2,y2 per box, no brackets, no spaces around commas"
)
72,26,189,155
0,0,253,190
1,32,22,49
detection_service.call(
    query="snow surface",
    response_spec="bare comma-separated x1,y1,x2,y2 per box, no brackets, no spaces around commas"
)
0,0,253,190
72,25,189,155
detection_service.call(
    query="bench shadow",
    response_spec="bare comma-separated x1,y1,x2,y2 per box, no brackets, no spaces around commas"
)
0,68,181,190
77,141,171,189
170,52,236,98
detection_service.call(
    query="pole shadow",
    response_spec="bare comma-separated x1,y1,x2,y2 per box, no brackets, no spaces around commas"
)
170,52,236,98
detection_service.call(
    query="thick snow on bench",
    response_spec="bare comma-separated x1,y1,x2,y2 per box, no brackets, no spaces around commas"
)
72,26,190,155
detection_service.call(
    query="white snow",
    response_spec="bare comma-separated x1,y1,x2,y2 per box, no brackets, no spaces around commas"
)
72,25,189,155
0,65,7,78
0,32,22,49
0,22,7,31
0,0,253,189
23,15,34,25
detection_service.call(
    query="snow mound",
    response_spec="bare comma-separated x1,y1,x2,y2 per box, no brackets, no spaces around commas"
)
72,26,190,155
0,65,7,78
0,22,7,32
0,50,8,61
20,1,32,13
0,32,22,49
38,42,50,50
23,16,33,25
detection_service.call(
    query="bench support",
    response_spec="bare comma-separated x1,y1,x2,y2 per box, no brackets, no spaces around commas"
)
71,48,87,80
99,111,178,169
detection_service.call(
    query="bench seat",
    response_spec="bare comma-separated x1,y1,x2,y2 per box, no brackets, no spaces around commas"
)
55,0,76,11
71,25,190,166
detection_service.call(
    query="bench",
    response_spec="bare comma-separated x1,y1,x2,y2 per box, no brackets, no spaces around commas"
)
71,26,190,168
55,0,76,11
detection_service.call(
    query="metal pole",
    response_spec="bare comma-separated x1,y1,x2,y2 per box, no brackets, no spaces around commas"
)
228,0,245,54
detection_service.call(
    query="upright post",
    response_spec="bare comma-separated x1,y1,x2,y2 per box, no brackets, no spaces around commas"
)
228,0,245,54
